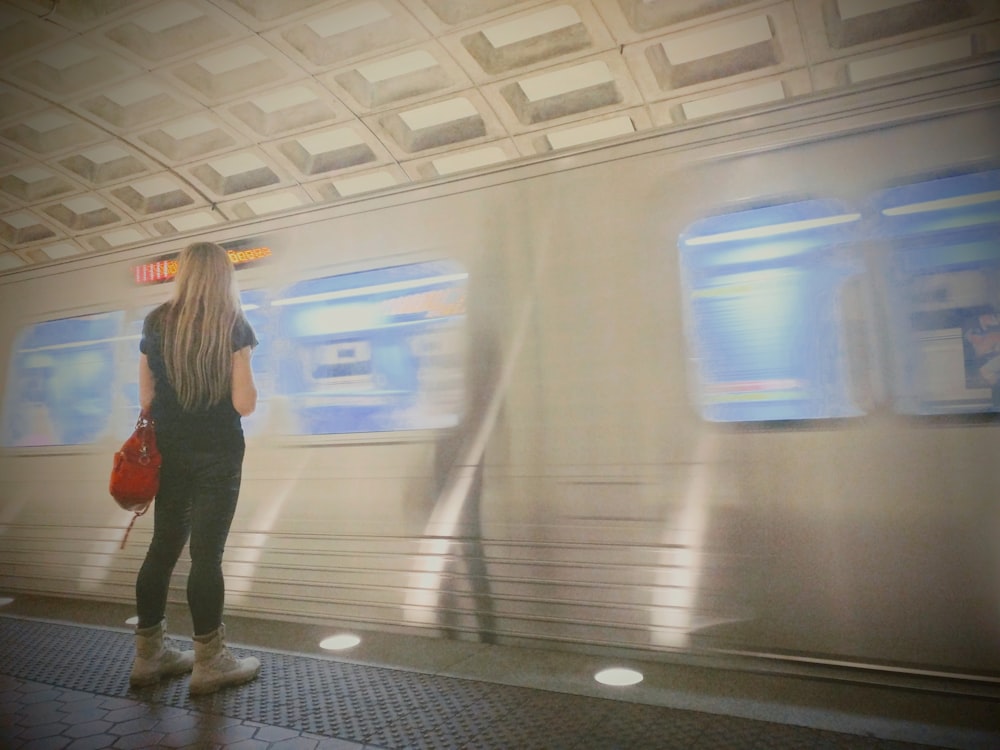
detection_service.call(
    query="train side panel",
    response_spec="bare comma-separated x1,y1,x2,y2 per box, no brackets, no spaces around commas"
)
0,64,998,678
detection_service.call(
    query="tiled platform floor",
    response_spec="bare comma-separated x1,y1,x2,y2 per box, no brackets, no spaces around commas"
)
1,599,998,749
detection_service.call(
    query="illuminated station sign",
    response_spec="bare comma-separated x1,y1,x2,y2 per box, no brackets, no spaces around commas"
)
133,244,272,284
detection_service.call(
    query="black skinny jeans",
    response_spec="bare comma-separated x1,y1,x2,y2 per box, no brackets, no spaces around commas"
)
135,441,244,636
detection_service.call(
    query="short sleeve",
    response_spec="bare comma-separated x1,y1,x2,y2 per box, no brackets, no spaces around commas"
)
233,316,258,351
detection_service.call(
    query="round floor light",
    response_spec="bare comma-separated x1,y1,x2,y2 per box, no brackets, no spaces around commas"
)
0,597,13,607
320,634,361,651
125,615,139,625
594,667,643,686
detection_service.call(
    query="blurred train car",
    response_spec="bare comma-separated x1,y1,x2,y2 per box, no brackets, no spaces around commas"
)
1,58,998,686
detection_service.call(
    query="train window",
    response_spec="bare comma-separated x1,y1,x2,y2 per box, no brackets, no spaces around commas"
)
1,310,125,447
870,169,1000,415
678,200,870,422
272,260,467,436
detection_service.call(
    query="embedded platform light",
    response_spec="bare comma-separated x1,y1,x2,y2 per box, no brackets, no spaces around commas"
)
594,667,643,686
0,597,13,607
881,190,1000,216
684,213,861,246
320,634,361,651
125,615,139,625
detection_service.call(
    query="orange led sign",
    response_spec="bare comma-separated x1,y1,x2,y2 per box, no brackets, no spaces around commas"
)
133,246,272,284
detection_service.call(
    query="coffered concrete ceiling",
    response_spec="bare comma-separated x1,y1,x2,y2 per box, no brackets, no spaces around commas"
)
1,0,998,272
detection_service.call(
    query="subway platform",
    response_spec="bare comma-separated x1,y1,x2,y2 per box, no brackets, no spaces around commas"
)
1,594,998,749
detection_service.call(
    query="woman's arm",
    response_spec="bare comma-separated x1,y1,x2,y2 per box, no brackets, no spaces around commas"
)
231,346,258,416
138,354,155,412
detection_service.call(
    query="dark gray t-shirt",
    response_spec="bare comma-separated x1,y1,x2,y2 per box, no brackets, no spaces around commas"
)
140,303,257,451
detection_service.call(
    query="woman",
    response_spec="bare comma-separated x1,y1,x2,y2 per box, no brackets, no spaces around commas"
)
129,241,260,695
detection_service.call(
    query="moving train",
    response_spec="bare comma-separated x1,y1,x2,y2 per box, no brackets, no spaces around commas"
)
1,58,998,686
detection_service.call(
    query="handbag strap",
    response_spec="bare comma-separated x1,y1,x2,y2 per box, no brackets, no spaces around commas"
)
119,504,151,550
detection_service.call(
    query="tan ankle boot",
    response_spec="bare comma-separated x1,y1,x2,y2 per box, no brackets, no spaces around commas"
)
130,620,194,687
189,623,260,695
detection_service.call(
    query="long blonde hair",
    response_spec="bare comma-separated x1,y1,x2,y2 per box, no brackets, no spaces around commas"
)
162,242,242,412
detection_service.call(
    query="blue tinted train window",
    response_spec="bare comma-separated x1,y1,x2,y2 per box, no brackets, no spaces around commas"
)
870,169,1000,414
1,310,125,447
678,200,869,422
274,261,467,435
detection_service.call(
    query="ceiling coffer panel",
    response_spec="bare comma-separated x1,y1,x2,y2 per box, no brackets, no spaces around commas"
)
462,4,592,74
74,77,200,132
8,40,140,97
1,110,104,156
325,46,466,111
226,83,350,138
108,174,200,216
0,167,77,203
57,143,152,187
168,40,300,103
615,0,760,34
0,210,60,246
99,1,243,63
41,194,124,232
275,0,430,70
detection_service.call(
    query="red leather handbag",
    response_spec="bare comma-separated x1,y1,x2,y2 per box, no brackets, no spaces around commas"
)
110,410,161,548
